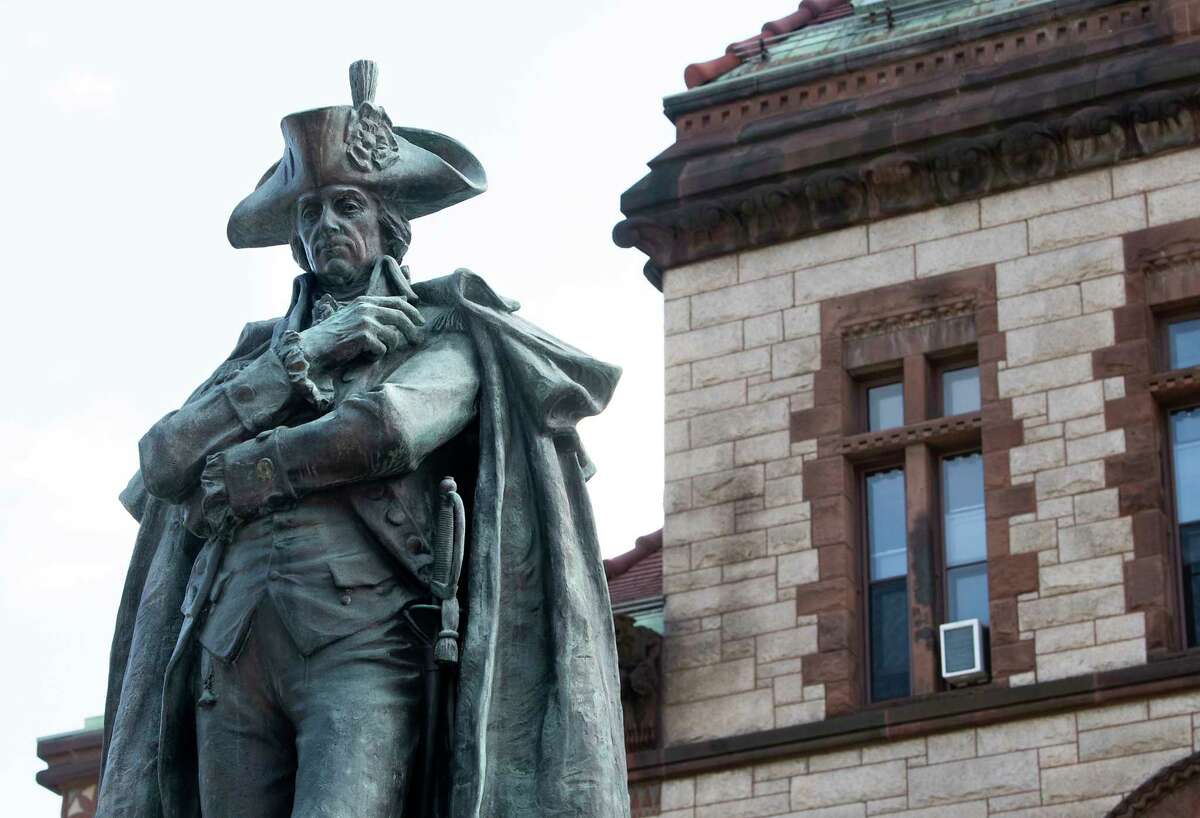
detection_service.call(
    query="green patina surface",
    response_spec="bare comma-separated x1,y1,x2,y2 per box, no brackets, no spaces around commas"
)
717,0,1060,85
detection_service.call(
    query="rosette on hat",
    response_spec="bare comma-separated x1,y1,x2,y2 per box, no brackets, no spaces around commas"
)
228,60,487,249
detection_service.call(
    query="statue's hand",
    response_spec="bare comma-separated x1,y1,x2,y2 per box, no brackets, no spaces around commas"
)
298,295,424,371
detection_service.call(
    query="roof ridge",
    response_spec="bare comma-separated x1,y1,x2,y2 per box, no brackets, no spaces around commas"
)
683,0,854,89
603,529,663,581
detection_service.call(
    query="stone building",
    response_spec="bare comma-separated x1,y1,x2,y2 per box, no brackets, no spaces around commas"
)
614,0,1200,816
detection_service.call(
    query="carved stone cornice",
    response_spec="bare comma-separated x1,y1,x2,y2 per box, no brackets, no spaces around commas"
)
840,299,977,341
615,9,1200,290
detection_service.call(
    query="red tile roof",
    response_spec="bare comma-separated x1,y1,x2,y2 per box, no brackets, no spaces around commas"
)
684,0,853,89
605,529,663,605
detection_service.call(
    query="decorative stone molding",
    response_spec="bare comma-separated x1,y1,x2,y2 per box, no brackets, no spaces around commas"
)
840,299,977,341
1107,750,1200,817
616,83,1200,287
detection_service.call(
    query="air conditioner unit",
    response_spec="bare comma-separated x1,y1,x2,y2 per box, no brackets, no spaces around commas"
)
939,619,988,686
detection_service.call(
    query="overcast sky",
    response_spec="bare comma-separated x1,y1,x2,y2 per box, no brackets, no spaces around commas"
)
0,0,791,812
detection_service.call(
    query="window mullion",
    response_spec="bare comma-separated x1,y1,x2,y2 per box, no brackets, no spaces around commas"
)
904,441,940,696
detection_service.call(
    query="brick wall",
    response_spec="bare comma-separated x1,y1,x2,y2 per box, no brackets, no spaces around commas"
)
656,146,1200,813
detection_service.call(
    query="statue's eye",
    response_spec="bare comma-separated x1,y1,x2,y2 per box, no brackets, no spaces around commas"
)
301,204,321,223
338,198,363,216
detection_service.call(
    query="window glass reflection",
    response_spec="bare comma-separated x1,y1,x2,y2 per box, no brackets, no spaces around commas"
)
868,382,904,431
1168,318,1200,370
867,469,907,580
943,366,981,416
942,452,988,626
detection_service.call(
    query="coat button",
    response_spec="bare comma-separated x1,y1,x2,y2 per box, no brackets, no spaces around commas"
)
233,384,255,403
340,591,352,606
407,536,425,555
385,507,406,526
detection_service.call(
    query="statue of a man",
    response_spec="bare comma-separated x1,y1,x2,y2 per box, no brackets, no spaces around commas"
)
96,61,629,818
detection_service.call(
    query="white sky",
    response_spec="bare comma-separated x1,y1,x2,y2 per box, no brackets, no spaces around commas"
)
0,0,790,812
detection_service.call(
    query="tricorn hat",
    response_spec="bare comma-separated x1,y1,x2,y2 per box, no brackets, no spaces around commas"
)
227,60,487,249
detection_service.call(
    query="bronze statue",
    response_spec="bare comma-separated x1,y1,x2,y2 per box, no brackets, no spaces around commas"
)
97,60,629,818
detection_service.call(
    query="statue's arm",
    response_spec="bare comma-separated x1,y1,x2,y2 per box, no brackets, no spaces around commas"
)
138,352,296,503
213,330,479,517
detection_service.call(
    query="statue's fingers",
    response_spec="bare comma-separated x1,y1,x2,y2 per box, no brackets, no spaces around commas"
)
375,324,403,351
362,297,425,326
358,333,389,361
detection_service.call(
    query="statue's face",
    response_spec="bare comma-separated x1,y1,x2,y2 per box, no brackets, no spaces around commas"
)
296,184,384,288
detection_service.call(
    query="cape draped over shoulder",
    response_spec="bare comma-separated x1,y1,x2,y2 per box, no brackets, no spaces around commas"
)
97,270,630,818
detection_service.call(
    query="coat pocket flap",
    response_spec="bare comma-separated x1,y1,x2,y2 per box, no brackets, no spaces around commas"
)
327,553,396,589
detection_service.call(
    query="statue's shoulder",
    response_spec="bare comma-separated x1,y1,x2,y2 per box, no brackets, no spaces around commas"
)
229,317,281,360
414,269,520,315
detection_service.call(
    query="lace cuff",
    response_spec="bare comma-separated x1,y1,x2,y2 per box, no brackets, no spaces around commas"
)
277,331,334,412
198,454,240,540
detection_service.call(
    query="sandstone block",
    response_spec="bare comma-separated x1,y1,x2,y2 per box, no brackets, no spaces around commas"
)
1039,555,1124,596
665,688,775,745
1034,460,1106,500
996,237,1124,298
695,768,753,806
1058,517,1134,562
1095,612,1145,644
693,466,766,508
1006,313,1114,367
745,312,784,348
1077,700,1148,730
661,779,696,811
735,432,792,466
692,274,793,329
772,672,806,704
907,750,1039,807
664,254,738,299
997,285,1082,331
983,796,1121,818
809,748,862,772
1041,747,1192,803
1027,195,1146,254
667,364,692,394
790,760,907,811
869,201,980,252
692,530,767,569
765,475,805,508
861,737,926,764
1034,621,1095,654
982,169,1112,227
666,503,736,547
666,420,690,455
772,336,822,379
722,601,798,640
667,322,743,366
783,304,820,339
1018,587,1126,630
1073,488,1119,524
724,557,776,583
1064,413,1106,439
749,374,813,404
1010,439,1066,476
665,630,722,671
778,550,820,587
740,226,867,282
665,481,692,514
976,714,1076,756
1078,715,1192,761
1038,742,1078,768
692,349,771,388
1036,637,1145,681
1148,177,1200,226
1080,274,1127,313
666,574,777,622
795,247,915,305
787,805,865,818
775,698,825,728
1112,146,1200,195
666,298,690,335
926,730,977,764
667,381,747,422
691,399,790,447
767,522,812,554
664,567,722,595
916,222,1027,278
737,502,811,533
1066,429,1125,465
666,658,756,705
997,354,1093,398
757,626,818,664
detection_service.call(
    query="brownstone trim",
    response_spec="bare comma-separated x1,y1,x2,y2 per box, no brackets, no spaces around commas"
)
626,652,1200,781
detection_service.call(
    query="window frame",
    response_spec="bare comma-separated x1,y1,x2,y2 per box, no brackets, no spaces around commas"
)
936,447,989,628
858,370,906,433
1164,401,1200,649
1158,306,1200,372
932,349,981,419
859,458,911,703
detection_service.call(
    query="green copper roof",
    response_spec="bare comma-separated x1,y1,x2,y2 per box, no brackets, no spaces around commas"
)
717,0,1060,85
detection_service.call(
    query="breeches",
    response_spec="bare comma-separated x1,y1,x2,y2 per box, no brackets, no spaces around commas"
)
195,598,423,818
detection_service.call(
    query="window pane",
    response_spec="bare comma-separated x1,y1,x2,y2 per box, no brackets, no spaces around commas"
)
1168,318,1200,370
868,382,904,431
1171,408,1200,525
947,563,990,625
867,469,907,580
870,578,910,701
1184,524,1200,648
943,453,986,567
943,366,981,416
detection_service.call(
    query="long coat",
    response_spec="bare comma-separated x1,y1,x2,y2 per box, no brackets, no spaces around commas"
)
96,270,630,818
